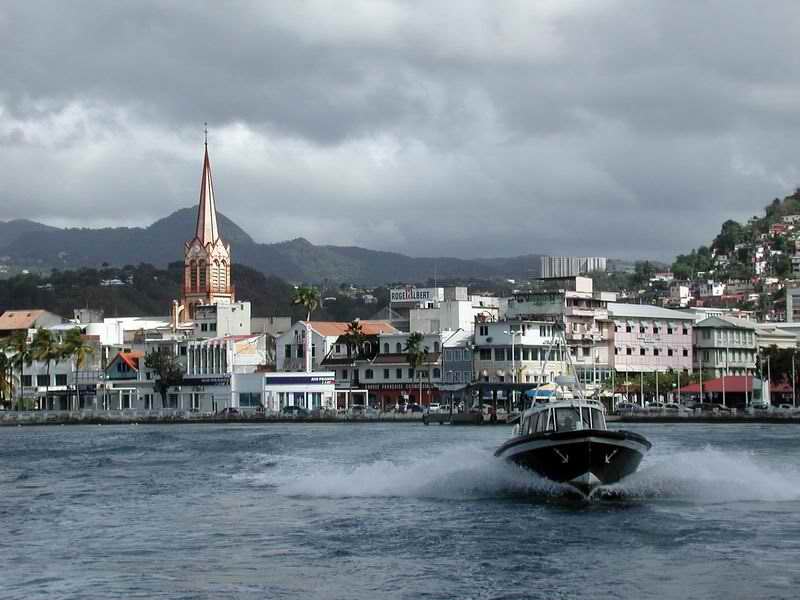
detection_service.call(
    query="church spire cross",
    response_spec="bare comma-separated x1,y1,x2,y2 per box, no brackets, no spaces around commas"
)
194,131,220,245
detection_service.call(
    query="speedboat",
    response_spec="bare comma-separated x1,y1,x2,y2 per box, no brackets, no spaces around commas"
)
494,386,651,494
494,332,651,495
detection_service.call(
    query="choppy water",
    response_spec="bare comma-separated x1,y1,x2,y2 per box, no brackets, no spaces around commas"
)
1,423,800,600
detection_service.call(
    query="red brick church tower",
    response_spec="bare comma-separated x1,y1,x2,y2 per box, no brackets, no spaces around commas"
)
178,136,234,322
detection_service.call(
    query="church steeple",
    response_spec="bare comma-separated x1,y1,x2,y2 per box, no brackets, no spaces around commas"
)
178,128,234,322
194,130,220,245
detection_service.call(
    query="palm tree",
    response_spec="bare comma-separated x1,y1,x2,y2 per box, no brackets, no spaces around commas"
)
404,332,427,406
0,351,12,409
62,328,95,411
30,328,62,411
291,286,321,322
343,320,366,359
8,331,31,410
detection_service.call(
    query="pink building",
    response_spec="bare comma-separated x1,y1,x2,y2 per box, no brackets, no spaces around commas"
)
609,304,694,373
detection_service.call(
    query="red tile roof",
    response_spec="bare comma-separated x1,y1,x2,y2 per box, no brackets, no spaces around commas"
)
305,320,398,337
0,309,47,330
116,351,145,371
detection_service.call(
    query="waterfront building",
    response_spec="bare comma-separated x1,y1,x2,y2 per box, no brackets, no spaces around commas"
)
608,303,694,374
0,309,65,338
506,277,616,390
473,320,568,387
753,323,798,350
235,371,336,412
693,316,757,377
539,256,607,279
276,320,397,372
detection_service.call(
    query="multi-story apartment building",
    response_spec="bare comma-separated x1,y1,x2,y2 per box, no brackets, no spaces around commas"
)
608,304,694,374
540,256,607,279
505,277,616,390
693,316,757,377
473,320,568,387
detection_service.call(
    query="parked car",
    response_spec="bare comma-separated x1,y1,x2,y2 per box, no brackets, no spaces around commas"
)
216,407,240,417
407,403,423,413
663,403,681,411
281,405,310,417
427,403,441,413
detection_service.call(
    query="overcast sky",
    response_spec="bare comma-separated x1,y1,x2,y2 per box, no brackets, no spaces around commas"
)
2,1,799,260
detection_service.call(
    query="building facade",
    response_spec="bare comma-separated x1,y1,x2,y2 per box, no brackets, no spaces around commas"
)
693,316,757,377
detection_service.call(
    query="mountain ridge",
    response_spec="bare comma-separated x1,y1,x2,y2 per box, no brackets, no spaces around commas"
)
0,208,544,285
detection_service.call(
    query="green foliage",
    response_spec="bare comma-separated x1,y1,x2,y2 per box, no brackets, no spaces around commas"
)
712,220,745,254
144,348,184,408
291,286,320,321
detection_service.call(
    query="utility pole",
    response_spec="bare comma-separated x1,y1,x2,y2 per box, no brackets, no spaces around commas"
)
793,351,797,408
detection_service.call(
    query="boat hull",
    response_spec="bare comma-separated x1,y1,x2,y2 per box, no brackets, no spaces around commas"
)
494,429,651,494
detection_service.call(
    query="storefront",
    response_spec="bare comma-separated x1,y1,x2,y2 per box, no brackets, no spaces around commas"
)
234,371,336,412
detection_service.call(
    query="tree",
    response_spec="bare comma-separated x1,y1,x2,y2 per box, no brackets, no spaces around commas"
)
291,286,320,322
7,332,31,410
404,332,428,405
0,351,12,409
713,219,744,254
144,348,184,409
30,328,62,410
61,328,95,411
343,320,366,359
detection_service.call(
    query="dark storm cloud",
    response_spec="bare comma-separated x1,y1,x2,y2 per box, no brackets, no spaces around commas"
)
1,0,799,260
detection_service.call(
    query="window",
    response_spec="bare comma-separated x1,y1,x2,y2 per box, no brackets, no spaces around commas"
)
22,375,32,387
523,348,531,360
335,344,341,353
626,325,632,333
341,369,348,379
284,345,291,358
626,348,632,355
653,326,659,334
383,369,390,379
667,327,673,335
384,343,389,353
55,374,67,386
683,349,689,357
239,392,262,407
408,368,415,378
702,330,711,339
365,369,374,380
37,375,49,386
683,327,689,335
180,346,187,356
396,368,402,379
640,326,646,333
614,347,619,355
555,407,580,432
614,325,619,332
396,342,402,353
297,344,304,358
434,342,440,352
210,322,216,331
433,368,441,378
201,323,208,332
167,394,179,408
311,345,316,358
640,348,646,356
479,349,491,360
479,325,488,336
653,349,660,357
667,349,673,357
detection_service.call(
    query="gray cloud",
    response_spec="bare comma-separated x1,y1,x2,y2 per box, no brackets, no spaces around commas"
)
1,0,799,262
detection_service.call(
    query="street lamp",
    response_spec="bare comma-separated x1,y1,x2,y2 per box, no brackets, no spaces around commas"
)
503,327,523,411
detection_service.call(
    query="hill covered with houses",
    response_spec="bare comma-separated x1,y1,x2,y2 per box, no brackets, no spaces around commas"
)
661,190,800,320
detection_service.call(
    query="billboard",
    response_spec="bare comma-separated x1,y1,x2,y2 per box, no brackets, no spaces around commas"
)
390,287,444,304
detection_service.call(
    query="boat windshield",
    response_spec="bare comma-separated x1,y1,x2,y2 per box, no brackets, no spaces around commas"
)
555,407,581,431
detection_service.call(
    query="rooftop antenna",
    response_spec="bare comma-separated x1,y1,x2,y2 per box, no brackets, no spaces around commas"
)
204,122,208,147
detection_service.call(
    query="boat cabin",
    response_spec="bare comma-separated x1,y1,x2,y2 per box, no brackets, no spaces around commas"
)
518,400,606,436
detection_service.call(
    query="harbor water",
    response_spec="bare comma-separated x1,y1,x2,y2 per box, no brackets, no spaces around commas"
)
1,422,799,599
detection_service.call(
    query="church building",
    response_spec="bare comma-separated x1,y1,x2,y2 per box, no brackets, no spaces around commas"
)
174,137,250,338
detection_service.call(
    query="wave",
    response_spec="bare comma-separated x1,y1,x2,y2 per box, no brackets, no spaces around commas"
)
599,446,800,503
247,443,800,505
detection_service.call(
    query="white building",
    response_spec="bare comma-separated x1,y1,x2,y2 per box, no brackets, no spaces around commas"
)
540,256,607,279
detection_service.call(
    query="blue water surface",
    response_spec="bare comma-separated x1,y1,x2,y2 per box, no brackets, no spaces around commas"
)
1,422,799,599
